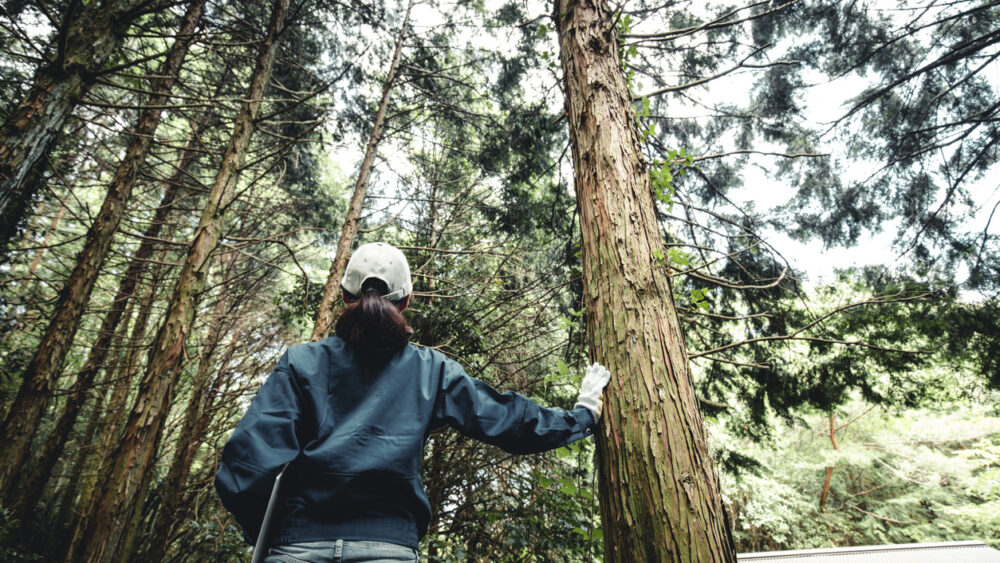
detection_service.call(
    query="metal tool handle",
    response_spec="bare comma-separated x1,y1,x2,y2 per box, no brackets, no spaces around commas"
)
250,462,290,563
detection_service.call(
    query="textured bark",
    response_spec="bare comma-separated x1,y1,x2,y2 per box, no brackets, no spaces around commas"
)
311,0,413,340
40,297,138,545
14,93,210,527
142,289,235,562
63,258,167,563
0,0,148,250
554,0,737,561
819,414,838,511
48,297,133,541
0,0,205,506
73,0,290,559
423,437,444,561
50,378,109,528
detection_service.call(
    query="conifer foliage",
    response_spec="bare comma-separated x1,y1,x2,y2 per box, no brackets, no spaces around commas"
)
0,0,997,560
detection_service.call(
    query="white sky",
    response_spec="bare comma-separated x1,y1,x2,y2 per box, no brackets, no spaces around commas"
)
332,0,1000,293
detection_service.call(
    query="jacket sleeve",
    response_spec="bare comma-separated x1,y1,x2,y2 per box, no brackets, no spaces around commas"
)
214,350,303,544
431,356,597,454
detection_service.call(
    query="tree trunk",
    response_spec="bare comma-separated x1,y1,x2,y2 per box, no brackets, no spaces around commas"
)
26,203,65,278
62,257,168,563
554,1,737,561
49,384,108,530
48,301,132,544
0,0,205,506
13,81,213,528
819,413,838,511
0,0,148,250
73,0,290,559
142,286,236,562
311,0,413,340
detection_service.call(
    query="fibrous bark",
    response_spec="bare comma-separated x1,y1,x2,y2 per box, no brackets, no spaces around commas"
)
73,0,290,559
0,0,205,506
819,413,838,511
554,0,737,560
63,256,168,563
0,0,151,251
141,252,236,562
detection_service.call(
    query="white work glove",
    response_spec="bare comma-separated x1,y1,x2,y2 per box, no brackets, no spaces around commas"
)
574,362,612,420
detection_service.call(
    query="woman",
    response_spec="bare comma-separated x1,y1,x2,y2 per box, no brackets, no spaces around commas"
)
216,242,612,563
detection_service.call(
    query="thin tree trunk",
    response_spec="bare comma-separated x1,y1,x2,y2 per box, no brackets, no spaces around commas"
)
48,314,130,542
554,1,737,561
423,436,444,562
819,413,838,511
415,188,443,560
311,0,413,340
26,203,65,278
62,256,168,563
74,0,290,559
17,92,213,529
142,287,236,562
0,0,149,250
46,43,226,561
0,0,205,508
43,290,136,519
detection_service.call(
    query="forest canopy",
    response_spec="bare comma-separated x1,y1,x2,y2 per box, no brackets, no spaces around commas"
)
0,0,997,560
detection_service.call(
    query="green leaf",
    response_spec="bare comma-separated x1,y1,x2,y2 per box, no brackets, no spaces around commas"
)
668,248,690,267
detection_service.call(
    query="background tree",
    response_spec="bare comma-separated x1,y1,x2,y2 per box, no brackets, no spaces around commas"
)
0,0,206,509
0,0,162,251
311,0,413,340
1,0,998,560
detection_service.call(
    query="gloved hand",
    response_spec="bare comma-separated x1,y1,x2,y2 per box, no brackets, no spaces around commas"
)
574,362,612,420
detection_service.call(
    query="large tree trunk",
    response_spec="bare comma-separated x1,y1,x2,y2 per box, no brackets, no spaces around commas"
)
73,0,290,559
0,0,149,251
311,0,412,340
0,0,205,505
554,1,737,561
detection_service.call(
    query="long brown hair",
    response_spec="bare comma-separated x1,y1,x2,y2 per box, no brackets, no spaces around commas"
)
335,278,413,355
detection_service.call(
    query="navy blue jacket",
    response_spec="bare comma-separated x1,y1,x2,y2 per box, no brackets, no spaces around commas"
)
215,336,597,549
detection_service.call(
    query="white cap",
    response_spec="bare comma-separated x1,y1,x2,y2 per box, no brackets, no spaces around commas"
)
340,242,412,302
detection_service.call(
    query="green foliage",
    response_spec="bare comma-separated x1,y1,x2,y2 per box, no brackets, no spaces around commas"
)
0,508,41,561
750,0,1000,289
682,266,996,443
169,518,248,562
717,401,1000,551
3,0,1000,559
649,148,695,212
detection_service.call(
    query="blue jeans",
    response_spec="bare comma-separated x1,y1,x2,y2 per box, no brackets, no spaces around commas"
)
263,539,418,563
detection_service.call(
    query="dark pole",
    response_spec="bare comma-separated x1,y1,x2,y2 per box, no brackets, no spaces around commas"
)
251,463,290,563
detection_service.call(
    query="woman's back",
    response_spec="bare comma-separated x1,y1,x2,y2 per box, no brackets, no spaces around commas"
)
215,242,608,560
217,336,596,550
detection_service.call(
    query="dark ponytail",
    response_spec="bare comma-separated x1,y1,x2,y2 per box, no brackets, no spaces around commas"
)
335,278,413,355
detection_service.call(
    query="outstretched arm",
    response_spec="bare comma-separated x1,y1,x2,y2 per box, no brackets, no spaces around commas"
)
431,357,611,455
